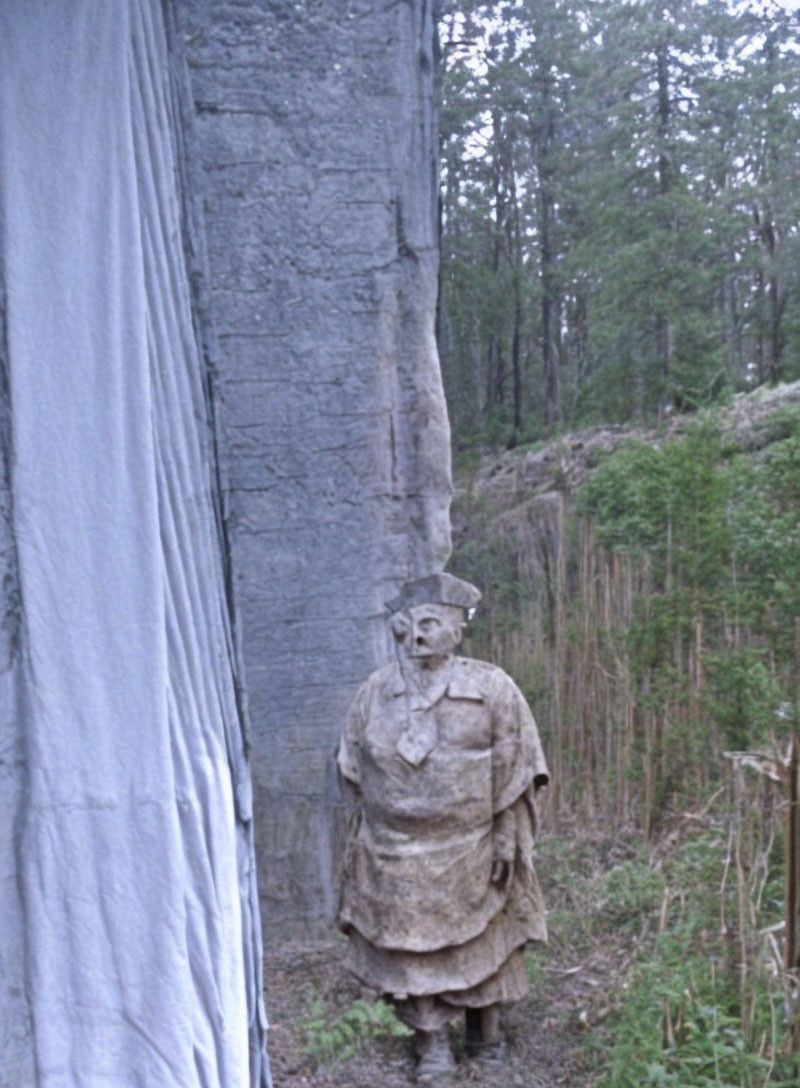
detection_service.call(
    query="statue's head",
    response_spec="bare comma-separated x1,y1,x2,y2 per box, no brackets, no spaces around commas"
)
386,573,481,668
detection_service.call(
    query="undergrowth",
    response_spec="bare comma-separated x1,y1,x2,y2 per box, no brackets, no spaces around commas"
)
584,821,797,1086
600,950,788,1087
300,993,411,1067
454,408,800,831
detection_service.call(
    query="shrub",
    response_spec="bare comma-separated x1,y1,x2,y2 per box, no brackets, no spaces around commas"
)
300,994,412,1068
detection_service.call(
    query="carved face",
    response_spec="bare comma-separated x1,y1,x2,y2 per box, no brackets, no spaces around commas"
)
391,603,463,664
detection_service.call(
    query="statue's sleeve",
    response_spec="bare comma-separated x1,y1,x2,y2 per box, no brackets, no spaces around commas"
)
337,680,369,787
491,672,549,815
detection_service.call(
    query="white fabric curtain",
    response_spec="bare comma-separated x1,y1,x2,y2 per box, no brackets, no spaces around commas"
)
0,2,270,1084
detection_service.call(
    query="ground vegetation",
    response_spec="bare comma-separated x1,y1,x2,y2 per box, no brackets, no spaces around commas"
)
445,385,800,1081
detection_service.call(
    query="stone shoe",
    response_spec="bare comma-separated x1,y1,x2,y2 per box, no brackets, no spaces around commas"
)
469,1038,508,1066
414,1028,456,1083
464,1005,507,1064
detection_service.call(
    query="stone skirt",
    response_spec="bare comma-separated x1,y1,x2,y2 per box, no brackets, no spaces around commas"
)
391,950,528,1030
345,901,538,1030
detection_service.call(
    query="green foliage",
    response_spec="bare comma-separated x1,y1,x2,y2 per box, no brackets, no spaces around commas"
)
600,952,776,1087
703,650,785,749
580,423,731,574
597,859,664,928
300,994,412,1068
579,417,800,756
754,404,800,446
596,828,796,1087
540,826,794,1082
525,947,551,997
579,440,674,553
440,1,800,445
449,503,540,643
453,405,800,838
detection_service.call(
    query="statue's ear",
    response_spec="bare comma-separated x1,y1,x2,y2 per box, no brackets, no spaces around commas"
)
453,624,463,645
390,611,410,641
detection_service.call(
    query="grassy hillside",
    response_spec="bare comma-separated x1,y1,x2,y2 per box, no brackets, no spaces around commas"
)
450,384,800,1082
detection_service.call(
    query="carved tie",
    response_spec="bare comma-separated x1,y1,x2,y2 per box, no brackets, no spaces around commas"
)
396,706,438,767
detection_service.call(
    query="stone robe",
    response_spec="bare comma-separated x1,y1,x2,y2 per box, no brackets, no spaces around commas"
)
337,656,549,1029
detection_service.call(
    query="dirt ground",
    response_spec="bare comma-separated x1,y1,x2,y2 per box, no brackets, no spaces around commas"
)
263,834,649,1086
264,911,617,1088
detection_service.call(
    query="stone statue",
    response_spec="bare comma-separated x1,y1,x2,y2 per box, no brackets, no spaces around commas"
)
337,573,549,1081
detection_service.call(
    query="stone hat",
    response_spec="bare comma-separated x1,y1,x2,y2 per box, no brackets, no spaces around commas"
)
386,572,482,614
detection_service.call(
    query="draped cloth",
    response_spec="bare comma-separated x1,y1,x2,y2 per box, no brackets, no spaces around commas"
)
0,3,270,1084
337,657,549,1029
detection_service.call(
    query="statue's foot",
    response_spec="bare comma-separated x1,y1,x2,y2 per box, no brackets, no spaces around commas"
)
464,1004,507,1064
414,1028,456,1083
470,1038,508,1066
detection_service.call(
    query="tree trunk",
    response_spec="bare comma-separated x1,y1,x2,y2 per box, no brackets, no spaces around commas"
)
655,42,674,392
511,298,522,440
536,80,561,427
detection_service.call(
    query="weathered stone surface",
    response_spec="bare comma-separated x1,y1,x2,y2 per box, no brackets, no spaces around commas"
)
336,584,548,1048
176,0,452,935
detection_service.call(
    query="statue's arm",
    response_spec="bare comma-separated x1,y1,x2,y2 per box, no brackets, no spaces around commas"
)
337,681,368,788
490,806,516,886
491,674,549,812
336,686,367,906
338,771,361,835
489,674,551,883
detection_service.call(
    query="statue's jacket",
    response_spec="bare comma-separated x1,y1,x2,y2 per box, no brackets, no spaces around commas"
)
337,656,549,1000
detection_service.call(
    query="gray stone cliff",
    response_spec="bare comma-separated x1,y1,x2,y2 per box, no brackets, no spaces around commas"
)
177,0,452,935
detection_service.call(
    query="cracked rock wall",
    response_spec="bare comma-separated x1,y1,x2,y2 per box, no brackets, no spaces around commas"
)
177,0,452,935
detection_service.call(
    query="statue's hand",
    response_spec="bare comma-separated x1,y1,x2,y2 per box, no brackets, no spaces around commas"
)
490,859,510,886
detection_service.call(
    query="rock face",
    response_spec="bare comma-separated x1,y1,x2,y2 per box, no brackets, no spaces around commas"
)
176,0,452,935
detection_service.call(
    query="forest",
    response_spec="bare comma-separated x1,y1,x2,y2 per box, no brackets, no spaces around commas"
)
437,0,800,447
440,1,800,1084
